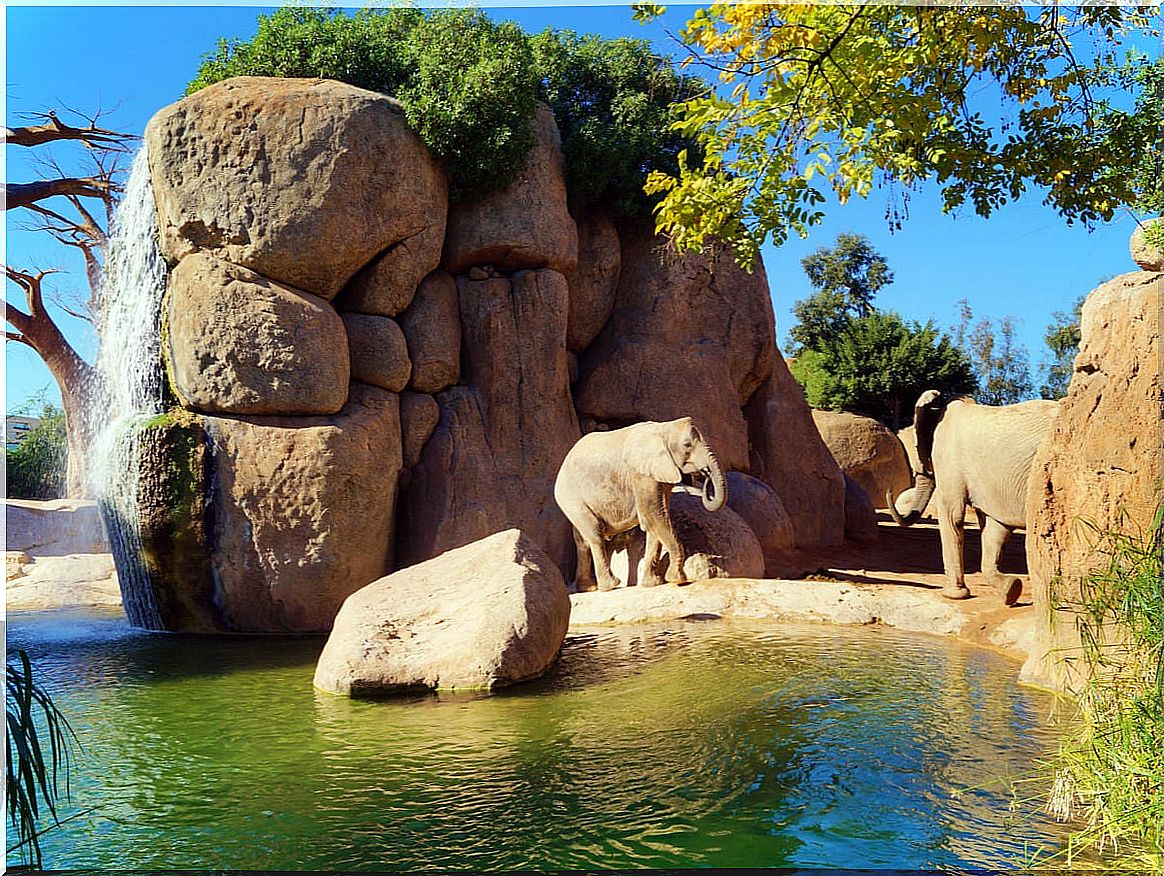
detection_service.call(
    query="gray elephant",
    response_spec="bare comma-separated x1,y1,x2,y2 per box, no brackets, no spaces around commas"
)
888,390,1059,604
554,417,727,592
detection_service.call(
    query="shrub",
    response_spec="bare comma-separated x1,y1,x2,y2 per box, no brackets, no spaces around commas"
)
6,405,67,499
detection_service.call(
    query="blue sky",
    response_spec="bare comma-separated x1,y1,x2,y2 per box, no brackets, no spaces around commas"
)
4,3,1154,413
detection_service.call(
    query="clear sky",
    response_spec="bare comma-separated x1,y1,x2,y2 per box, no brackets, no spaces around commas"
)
4,3,1154,414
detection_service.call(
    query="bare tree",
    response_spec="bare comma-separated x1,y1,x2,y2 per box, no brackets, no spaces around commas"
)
5,107,135,496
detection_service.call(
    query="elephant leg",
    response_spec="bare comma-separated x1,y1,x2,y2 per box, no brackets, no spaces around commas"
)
641,529,663,588
636,485,687,585
980,515,1022,606
571,512,619,593
571,526,597,593
936,498,971,600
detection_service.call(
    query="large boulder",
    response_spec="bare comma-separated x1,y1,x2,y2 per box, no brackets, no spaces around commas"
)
340,312,411,393
335,232,443,318
313,529,571,696
745,355,847,548
202,384,404,633
146,77,447,299
1129,218,1164,271
165,253,349,416
725,472,799,577
574,227,777,471
396,269,580,573
564,208,620,353
813,409,912,509
842,473,879,544
1023,271,1162,691
399,391,440,471
5,499,108,557
443,104,577,275
398,270,461,394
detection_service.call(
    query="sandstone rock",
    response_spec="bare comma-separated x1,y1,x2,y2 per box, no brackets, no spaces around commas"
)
564,208,620,352
745,355,847,548
574,226,777,471
671,492,766,580
813,409,912,509
5,554,121,612
165,253,349,416
1129,218,1164,271
400,391,439,470
335,228,444,317
203,384,403,632
725,472,800,577
341,313,411,393
843,473,879,544
313,529,570,696
398,270,461,394
6,551,32,581
397,269,580,573
443,104,577,275
1023,271,1162,692
5,499,108,557
147,77,447,299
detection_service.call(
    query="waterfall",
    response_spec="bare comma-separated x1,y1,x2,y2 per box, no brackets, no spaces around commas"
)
90,145,169,630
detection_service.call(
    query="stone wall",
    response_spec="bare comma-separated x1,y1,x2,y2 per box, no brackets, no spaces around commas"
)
1022,269,1162,691
138,76,848,633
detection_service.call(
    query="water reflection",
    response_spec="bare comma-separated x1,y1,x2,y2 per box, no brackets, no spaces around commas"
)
7,609,1065,870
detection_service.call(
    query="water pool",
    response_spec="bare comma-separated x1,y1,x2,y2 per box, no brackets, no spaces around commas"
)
7,608,1063,870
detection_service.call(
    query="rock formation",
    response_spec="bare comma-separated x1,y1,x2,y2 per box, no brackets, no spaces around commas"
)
128,75,850,633
313,529,571,696
812,409,912,509
1023,269,1162,691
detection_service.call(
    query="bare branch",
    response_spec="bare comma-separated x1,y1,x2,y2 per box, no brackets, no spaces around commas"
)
6,177,112,210
4,111,134,150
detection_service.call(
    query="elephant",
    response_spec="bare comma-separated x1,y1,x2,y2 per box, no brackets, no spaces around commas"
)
888,390,1060,604
553,417,727,592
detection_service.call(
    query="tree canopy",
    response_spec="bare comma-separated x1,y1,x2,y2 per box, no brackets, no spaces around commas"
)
786,234,975,428
1040,295,1085,399
189,8,700,213
638,3,1161,266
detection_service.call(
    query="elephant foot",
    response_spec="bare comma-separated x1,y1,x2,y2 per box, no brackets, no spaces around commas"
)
941,585,973,601
573,579,597,594
1000,577,1023,607
597,577,619,592
640,574,661,588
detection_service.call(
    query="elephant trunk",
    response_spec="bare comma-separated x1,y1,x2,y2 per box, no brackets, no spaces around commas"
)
886,472,935,527
700,449,727,512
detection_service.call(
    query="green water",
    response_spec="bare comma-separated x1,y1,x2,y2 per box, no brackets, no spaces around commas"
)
8,608,1064,870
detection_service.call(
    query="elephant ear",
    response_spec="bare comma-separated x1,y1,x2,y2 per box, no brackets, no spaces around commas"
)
625,431,682,485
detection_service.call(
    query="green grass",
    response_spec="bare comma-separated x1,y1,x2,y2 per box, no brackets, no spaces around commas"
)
1036,499,1163,869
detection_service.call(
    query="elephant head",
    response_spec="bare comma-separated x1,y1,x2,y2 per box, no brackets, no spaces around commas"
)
626,417,727,512
886,389,947,527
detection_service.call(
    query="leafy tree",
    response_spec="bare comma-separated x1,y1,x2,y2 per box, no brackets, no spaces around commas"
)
4,107,133,496
189,8,699,211
189,7,537,200
531,29,704,218
1040,295,1085,399
788,232,892,352
791,311,976,429
638,4,1159,266
953,299,1034,405
6,403,68,500
1124,56,1164,248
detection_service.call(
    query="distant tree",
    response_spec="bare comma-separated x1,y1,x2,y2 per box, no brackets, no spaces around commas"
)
1123,57,1164,247
953,299,1034,405
1040,295,1085,399
791,311,976,429
6,403,68,500
4,108,135,496
788,233,892,353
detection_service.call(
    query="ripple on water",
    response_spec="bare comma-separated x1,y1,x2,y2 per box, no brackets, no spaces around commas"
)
7,610,1065,871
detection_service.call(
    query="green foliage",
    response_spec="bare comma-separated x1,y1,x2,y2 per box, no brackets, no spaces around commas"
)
789,233,892,352
188,7,698,210
188,7,537,201
1040,295,1084,399
1039,501,1164,868
644,4,1160,266
6,649,77,868
1124,57,1164,221
6,404,67,500
791,311,977,429
531,29,704,218
952,300,1034,405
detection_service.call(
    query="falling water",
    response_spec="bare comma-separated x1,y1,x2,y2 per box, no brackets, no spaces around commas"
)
90,145,169,630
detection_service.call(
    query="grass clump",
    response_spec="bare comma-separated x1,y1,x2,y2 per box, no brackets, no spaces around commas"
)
1041,499,1163,868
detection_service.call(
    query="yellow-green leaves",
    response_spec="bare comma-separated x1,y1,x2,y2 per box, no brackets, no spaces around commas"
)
648,3,1163,263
